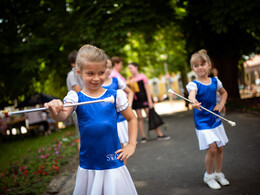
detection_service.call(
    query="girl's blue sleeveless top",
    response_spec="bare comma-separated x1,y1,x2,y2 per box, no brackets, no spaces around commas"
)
76,89,124,170
193,77,222,130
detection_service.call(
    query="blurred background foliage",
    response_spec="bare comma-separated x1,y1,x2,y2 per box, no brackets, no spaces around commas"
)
0,0,259,105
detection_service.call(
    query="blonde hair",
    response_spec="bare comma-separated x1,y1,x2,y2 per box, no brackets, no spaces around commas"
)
76,44,107,71
190,49,211,67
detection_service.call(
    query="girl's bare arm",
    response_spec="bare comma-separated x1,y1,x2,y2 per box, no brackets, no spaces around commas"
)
214,87,228,112
123,86,134,108
44,99,73,122
188,90,201,110
116,107,137,161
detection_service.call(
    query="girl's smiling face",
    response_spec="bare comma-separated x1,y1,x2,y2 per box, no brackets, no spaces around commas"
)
192,59,211,78
78,62,106,92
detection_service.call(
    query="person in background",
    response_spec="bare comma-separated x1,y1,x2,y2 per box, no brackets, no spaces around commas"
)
110,56,126,82
103,57,134,165
128,62,171,143
66,50,83,151
67,50,84,92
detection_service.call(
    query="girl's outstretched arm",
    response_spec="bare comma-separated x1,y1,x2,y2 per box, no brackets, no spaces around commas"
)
44,99,73,122
116,107,137,161
188,90,201,111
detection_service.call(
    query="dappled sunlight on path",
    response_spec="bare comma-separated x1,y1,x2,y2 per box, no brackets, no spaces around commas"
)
154,100,188,116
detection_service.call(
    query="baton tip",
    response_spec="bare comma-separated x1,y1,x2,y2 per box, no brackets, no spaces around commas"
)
104,96,115,104
228,121,236,127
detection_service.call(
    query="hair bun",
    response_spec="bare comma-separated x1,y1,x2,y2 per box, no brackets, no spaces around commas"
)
198,49,207,54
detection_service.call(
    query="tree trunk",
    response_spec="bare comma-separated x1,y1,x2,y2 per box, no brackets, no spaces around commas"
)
211,55,241,99
180,69,188,90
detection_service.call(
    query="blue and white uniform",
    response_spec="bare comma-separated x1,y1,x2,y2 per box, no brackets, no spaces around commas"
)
103,77,129,145
186,77,229,150
64,89,137,195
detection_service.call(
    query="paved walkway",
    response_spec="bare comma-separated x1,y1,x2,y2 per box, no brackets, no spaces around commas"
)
44,100,260,195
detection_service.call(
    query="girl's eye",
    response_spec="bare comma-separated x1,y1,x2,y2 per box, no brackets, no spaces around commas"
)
99,71,105,75
87,72,93,76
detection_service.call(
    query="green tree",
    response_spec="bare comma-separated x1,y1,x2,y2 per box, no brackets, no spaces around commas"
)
0,0,175,105
123,22,188,87
0,0,71,103
176,0,260,99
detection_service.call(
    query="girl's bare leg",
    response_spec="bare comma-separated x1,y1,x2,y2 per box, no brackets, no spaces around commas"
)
214,146,230,186
144,108,163,137
136,109,146,138
205,142,217,174
215,147,223,173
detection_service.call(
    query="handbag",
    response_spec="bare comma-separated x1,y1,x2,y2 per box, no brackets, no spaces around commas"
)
148,108,164,130
126,77,140,93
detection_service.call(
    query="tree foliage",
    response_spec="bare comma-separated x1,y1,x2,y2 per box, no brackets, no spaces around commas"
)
0,0,71,103
0,0,175,105
176,0,260,98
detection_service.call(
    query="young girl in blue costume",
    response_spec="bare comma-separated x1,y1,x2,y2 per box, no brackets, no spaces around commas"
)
45,44,138,195
186,49,230,190
102,58,134,165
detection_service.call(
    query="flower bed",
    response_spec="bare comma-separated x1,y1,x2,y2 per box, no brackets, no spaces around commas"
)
0,131,78,194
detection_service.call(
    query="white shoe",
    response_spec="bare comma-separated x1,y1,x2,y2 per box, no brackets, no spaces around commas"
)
214,172,230,186
204,172,221,190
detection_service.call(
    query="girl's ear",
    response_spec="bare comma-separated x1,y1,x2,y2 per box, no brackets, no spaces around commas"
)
209,61,212,68
76,70,82,77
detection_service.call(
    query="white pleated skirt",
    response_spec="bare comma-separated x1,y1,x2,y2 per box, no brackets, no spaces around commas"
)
117,120,129,144
196,124,229,150
73,165,138,195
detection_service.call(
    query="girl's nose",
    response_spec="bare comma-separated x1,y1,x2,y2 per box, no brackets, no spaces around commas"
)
93,74,100,80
